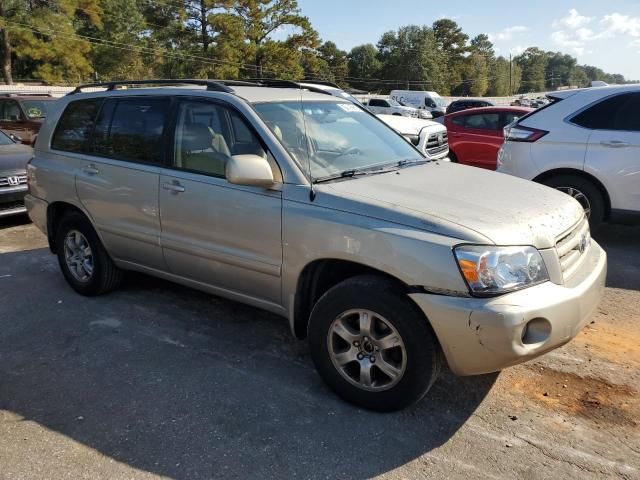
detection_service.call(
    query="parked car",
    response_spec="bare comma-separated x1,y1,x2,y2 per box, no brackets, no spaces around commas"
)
363,97,418,117
390,90,448,117
295,82,446,159
26,79,606,412
0,93,57,145
376,114,448,160
0,129,33,217
498,84,640,230
446,99,495,115
445,106,532,169
398,100,433,119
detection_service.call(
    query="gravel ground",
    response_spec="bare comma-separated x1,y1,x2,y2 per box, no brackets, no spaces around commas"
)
0,215,638,480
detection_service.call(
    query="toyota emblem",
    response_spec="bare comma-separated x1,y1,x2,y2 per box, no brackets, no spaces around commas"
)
437,133,444,146
578,234,588,254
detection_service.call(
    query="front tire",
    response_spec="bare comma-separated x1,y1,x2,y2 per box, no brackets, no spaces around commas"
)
55,212,123,296
541,175,605,231
308,275,441,412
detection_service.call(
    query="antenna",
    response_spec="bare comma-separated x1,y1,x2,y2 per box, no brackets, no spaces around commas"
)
297,84,316,201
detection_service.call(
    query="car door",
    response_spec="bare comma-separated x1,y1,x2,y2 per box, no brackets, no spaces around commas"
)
450,112,503,169
158,98,283,306
575,92,640,213
64,96,168,270
0,99,30,141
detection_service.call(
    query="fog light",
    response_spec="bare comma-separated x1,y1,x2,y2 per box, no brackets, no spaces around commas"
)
521,318,551,345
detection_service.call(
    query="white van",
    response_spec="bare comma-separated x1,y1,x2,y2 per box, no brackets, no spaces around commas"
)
390,90,448,118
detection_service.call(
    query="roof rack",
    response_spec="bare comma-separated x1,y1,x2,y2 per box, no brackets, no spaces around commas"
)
0,92,54,97
66,79,256,95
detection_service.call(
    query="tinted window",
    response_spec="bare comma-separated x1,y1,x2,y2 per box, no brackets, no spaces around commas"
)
51,99,103,153
503,112,523,127
95,98,169,163
174,100,266,177
368,99,386,107
572,93,640,131
464,113,501,130
0,100,22,122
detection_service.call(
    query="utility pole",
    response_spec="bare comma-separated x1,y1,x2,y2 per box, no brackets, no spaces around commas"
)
509,53,512,96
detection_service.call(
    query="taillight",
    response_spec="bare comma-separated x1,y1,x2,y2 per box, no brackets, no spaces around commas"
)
504,125,548,142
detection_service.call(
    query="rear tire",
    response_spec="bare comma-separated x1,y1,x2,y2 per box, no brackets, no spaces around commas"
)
55,212,123,296
541,175,605,231
308,275,441,412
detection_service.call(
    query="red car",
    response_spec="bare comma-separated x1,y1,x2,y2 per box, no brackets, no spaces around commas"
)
445,106,533,170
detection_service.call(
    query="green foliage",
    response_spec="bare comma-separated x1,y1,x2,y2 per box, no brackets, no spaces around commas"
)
0,4,633,93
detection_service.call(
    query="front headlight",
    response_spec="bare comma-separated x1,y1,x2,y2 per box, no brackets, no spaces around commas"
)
454,245,549,296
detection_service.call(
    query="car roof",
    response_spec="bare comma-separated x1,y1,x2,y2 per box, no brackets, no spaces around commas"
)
548,83,640,100
451,99,492,104
0,94,56,100
61,85,341,104
447,106,533,116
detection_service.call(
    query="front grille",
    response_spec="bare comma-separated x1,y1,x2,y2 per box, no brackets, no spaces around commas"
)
556,217,590,279
0,173,27,188
425,131,449,156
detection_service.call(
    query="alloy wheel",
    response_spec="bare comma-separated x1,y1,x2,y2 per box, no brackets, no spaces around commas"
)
63,230,94,282
327,309,407,391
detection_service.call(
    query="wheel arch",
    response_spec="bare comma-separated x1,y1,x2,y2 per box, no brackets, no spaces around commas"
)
46,201,92,253
533,168,611,219
292,258,434,341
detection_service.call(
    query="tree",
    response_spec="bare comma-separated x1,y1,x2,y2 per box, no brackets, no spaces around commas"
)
515,47,547,92
470,33,494,57
432,18,468,94
233,0,319,79
8,0,103,83
377,25,446,93
455,53,488,96
487,56,521,96
545,52,576,89
316,41,347,85
347,43,381,91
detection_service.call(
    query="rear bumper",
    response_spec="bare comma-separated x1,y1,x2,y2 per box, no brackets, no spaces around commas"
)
0,186,28,217
410,241,607,375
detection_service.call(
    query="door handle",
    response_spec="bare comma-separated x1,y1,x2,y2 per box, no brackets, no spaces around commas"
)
600,140,629,148
162,181,186,193
81,164,99,175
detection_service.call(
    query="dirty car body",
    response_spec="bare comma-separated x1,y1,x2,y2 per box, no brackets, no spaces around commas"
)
25,81,606,410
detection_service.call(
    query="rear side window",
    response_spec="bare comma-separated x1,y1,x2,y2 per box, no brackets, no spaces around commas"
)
572,93,640,131
94,98,169,164
454,113,501,130
51,99,103,153
369,99,386,107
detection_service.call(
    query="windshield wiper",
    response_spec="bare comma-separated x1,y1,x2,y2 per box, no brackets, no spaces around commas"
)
313,168,371,184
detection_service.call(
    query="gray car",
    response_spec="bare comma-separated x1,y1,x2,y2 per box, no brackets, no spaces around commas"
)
25,80,606,411
0,130,32,217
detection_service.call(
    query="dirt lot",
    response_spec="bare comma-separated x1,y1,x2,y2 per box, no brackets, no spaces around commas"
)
0,215,638,480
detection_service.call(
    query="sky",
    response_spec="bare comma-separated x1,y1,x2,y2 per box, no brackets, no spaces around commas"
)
293,0,640,80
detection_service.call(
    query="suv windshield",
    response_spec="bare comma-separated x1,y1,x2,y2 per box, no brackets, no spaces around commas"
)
22,100,50,119
254,101,422,180
387,98,402,107
433,97,447,108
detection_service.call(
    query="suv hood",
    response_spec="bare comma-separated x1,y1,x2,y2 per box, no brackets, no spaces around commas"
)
322,162,584,249
0,143,33,173
377,114,441,135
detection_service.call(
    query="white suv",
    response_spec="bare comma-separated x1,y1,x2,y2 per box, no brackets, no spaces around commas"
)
364,98,420,118
498,85,640,229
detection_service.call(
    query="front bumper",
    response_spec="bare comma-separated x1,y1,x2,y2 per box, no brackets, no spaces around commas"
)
0,186,28,217
24,194,48,234
410,240,607,375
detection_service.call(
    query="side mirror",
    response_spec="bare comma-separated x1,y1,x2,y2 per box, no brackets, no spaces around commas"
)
225,154,274,187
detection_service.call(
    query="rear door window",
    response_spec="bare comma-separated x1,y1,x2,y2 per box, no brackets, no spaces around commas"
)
0,100,23,122
572,93,640,131
51,98,103,153
94,97,169,164
463,113,501,130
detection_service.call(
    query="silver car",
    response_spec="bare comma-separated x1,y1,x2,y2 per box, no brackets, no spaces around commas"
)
25,80,607,411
